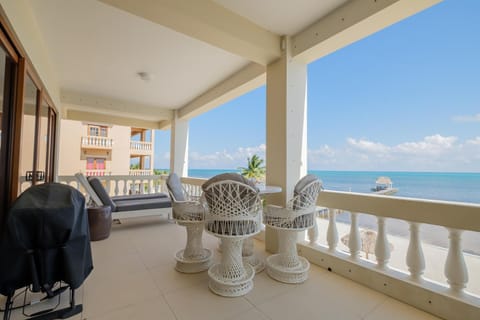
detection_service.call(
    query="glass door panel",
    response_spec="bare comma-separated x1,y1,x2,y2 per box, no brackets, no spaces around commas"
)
18,76,38,194
36,99,49,185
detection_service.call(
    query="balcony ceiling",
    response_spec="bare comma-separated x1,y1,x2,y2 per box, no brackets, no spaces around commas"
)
25,0,437,128
26,0,349,126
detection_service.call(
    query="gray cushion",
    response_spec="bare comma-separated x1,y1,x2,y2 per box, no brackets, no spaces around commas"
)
88,177,117,211
167,173,185,201
114,197,171,212
294,174,319,196
112,193,168,202
202,173,257,192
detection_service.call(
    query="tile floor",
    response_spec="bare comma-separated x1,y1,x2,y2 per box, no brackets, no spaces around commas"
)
1,216,441,320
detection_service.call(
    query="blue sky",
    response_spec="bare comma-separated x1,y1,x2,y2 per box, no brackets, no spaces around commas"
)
155,0,480,172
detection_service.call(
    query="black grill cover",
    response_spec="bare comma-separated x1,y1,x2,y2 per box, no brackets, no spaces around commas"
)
0,183,93,296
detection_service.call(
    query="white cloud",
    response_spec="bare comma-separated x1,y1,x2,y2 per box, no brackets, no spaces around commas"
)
452,113,480,122
189,144,266,169
182,136,478,171
347,138,389,153
308,134,478,171
394,134,457,155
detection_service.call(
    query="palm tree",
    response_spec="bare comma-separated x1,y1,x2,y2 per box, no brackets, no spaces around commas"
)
238,154,266,182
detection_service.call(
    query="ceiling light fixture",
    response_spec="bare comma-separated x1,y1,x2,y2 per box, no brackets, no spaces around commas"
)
137,71,153,81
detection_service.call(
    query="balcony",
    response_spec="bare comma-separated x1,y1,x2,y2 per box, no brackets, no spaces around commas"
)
0,214,446,320
81,136,113,150
130,141,152,156
52,174,480,320
129,169,153,176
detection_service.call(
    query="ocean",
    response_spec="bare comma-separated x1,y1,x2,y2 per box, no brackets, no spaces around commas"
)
186,169,480,255
188,169,480,204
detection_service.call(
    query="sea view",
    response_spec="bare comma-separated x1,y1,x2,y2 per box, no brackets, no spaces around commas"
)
188,169,480,204
185,169,480,256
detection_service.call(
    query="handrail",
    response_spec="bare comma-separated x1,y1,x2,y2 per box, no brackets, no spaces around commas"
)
317,190,480,232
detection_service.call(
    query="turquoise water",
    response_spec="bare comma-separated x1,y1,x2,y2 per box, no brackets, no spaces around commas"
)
187,169,480,204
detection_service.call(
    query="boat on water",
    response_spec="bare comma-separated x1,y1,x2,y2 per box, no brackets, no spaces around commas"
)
371,176,398,195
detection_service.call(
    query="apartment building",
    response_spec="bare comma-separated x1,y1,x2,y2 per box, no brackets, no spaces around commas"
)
58,119,154,176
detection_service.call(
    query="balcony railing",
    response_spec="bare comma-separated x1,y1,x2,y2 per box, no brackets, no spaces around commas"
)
57,174,168,197
81,136,113,149
85,169,111,176
300,190,480,319
130,140,152,153
129,169,152,176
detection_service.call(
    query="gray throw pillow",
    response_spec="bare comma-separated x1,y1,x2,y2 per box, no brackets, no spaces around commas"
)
167,173,186,201
202,173,256,192
294,174,319,196
87,177,117,212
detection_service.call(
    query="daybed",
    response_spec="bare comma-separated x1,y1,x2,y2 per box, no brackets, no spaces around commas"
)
75,173,172,220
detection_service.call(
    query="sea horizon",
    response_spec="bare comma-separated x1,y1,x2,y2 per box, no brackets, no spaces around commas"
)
155,168,480,204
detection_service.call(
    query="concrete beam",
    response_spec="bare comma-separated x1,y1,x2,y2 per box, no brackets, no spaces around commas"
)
65,110,165,129
61,90,173,121
178,62,265,120
292,0,442,63
99,0,281,65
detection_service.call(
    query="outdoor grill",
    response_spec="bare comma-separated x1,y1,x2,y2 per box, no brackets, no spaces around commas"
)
0,183,93,320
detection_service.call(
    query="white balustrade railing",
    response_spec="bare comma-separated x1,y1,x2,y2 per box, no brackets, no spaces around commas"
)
129,169,152,176
56,174,168,197
303,190,480,318
130,140,152,152
86,169,110,176
81,136,113,148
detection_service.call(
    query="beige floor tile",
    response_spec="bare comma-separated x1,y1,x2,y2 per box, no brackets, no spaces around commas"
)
364,298,441,320
256,269,386,320
227,307,271,320
245,271,299,306
83,270,161,319
149,261,210,294
164,283,253,320
86,295,176,320
88,251,148,282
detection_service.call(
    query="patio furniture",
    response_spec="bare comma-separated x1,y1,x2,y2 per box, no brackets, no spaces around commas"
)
202,173,262,297
75,173,172,220
263,174,322,283
166,173,212,273
87,205,112,241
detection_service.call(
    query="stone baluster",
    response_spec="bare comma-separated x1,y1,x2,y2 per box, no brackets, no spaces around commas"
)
444,228,468,294
148,178,152,193
114,180,119,196
327,209,338,251
307,210,319,244
406,222,425,281
375,217,390,269
349,212,361,259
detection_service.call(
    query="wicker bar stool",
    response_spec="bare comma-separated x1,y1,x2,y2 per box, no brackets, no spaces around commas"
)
167,173,212,273
202,173,262,297
263,175,322,283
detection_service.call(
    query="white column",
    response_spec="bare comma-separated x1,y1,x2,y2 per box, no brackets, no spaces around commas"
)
150,129,155,173
170,111,189,177
265,37,308,253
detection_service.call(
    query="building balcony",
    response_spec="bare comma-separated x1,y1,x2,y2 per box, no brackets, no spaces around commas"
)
81,136,113,150
85,169,110,177
130,141,152,155
129,169,153,176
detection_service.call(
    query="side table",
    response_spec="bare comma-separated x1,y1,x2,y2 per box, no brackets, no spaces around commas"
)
87,205,112,241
